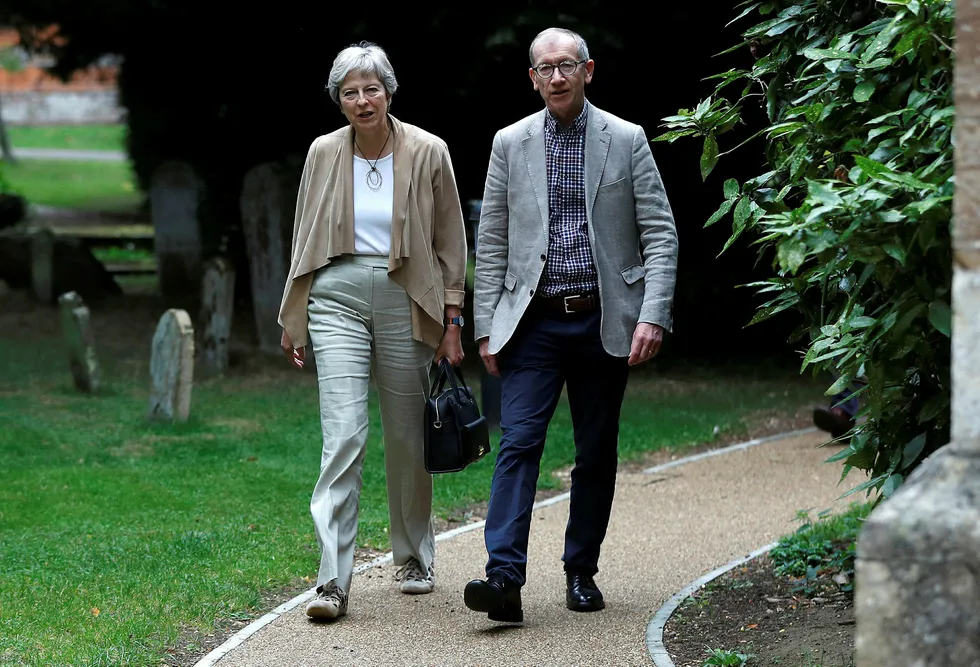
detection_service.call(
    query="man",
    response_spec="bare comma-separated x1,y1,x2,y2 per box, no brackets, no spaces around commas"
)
465,27,679,623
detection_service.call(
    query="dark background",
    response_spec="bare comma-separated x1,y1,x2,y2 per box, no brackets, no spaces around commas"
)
4,0,804,363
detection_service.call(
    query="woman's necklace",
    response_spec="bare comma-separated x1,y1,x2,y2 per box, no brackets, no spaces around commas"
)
354,127,392,192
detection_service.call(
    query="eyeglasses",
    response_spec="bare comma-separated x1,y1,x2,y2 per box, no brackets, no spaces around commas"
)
532,59,587,79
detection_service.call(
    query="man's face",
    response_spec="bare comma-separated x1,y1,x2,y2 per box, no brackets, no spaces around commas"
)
529,36,594,125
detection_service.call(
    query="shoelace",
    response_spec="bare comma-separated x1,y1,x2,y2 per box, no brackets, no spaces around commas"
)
395,560,429,582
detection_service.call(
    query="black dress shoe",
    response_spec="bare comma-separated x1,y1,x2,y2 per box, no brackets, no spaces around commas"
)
464,574,523,623
813,406,855,440
566,571,605,612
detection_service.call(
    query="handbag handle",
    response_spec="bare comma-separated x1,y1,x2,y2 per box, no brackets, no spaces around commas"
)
430,357,475,402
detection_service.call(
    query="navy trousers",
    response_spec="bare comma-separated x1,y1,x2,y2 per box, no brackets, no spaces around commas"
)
483,306,630,586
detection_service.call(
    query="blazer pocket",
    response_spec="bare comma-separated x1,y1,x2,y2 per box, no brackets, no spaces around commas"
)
504,272,518,291
621,265,645,285
598,176,627,190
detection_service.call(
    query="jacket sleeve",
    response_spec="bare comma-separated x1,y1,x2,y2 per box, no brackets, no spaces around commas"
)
431,142,468,308
473,131,509,341
631,125,679,331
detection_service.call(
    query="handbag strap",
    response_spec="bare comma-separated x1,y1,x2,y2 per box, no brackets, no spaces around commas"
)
429,358,474,401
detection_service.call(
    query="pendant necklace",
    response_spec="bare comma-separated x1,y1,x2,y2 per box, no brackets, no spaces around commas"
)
354,126,392,192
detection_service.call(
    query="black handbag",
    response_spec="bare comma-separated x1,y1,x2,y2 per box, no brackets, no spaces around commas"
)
424,358,491,474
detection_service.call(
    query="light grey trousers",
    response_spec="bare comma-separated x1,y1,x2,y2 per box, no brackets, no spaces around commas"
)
307,255,436,594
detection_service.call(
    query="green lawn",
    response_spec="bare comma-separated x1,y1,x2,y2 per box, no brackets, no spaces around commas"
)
0,310,822,666
3,159,143,212
8,125,126,152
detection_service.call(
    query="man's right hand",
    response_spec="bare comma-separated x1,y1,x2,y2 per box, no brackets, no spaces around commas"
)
281,329,305,370
478,337,500,377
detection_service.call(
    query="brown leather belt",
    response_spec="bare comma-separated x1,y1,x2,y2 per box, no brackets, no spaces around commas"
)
534,292,599,314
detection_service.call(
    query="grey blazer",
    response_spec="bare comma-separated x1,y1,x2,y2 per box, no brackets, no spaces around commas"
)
473,103,679,357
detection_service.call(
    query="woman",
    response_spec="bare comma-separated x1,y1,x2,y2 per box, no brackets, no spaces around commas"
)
278,41,467,621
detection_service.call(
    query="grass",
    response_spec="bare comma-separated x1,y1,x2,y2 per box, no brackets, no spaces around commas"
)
3,159,143,212
0,307,822,666
7,125,126,152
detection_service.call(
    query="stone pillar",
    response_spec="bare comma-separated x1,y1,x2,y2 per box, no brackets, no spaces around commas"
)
240,162,298,354
150,161,204,300
854,2,980,665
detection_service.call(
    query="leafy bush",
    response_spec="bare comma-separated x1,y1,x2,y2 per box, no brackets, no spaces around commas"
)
769,502,873,594
655,0,954,499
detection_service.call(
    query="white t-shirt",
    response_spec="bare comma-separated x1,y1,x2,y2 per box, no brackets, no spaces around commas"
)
352,153,394,256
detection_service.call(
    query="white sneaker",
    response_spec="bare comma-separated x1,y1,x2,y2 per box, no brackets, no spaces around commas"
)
396,558,435,594
305,581,348,620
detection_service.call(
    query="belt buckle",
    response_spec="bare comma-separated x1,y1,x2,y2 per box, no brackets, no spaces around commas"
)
563,294,581,314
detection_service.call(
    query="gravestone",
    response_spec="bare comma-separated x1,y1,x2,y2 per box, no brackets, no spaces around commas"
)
31,226,55,303
240,162,298,354
199,256,235,373
150,161,204,299
58,291,102,393
855,3,980,665
147,309,195,422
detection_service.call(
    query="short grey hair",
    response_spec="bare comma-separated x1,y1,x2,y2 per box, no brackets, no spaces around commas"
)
325,41,398,107
528,28,590,65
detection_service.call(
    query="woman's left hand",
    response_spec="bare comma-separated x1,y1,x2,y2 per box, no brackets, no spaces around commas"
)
434,327,465,367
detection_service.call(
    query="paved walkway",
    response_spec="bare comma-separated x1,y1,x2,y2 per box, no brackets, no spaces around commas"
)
11,147,126,161
206,430,850,667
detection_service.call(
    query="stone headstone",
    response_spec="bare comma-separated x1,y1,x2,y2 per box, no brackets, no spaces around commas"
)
240,162,299,354
58,291,102,393
147,309,195,422
150,161,204,299
31,226,55,303
198,256,235,373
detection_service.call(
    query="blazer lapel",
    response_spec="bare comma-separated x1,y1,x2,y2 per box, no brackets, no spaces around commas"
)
521,111,549,234
585,106,610,223
389,115,412,259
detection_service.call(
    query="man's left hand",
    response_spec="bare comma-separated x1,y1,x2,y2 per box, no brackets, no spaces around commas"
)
628,323,663,366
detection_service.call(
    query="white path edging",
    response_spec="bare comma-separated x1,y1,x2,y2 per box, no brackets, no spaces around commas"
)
646,542,778,667
195,426,817,667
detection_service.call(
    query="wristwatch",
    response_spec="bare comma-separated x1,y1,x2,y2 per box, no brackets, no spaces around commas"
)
445,315,465,327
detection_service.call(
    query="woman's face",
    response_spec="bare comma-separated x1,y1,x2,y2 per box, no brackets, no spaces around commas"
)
339,72,389,134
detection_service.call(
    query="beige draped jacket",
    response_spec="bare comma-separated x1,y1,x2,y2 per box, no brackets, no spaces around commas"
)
277,115,467,349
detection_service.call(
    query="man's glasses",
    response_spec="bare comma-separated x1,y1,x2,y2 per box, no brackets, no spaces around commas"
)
532,59,587,79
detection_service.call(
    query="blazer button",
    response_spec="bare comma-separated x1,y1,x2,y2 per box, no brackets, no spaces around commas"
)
540,254,546,261
529,289,535,297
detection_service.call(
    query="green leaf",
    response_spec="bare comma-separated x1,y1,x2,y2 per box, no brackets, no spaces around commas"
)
777,238,807,274
652,129,697,143
917,393,948,424
853,81,876,103
853,156,936,191
723,179,740,200
929,107,954,128
700,134,719,181
825,374,854,397
733,197,752,231
806,179,843,206
883,243,907,265
901,433,928,471
803,48,860,61
881,474,904,498
705,199,735,228
928,300,951,337
726,2,762,27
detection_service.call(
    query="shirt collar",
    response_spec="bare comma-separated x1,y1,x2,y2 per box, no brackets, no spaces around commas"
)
545,99,589,136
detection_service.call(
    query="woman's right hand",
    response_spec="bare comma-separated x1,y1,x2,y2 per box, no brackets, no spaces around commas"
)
281,329,305,370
